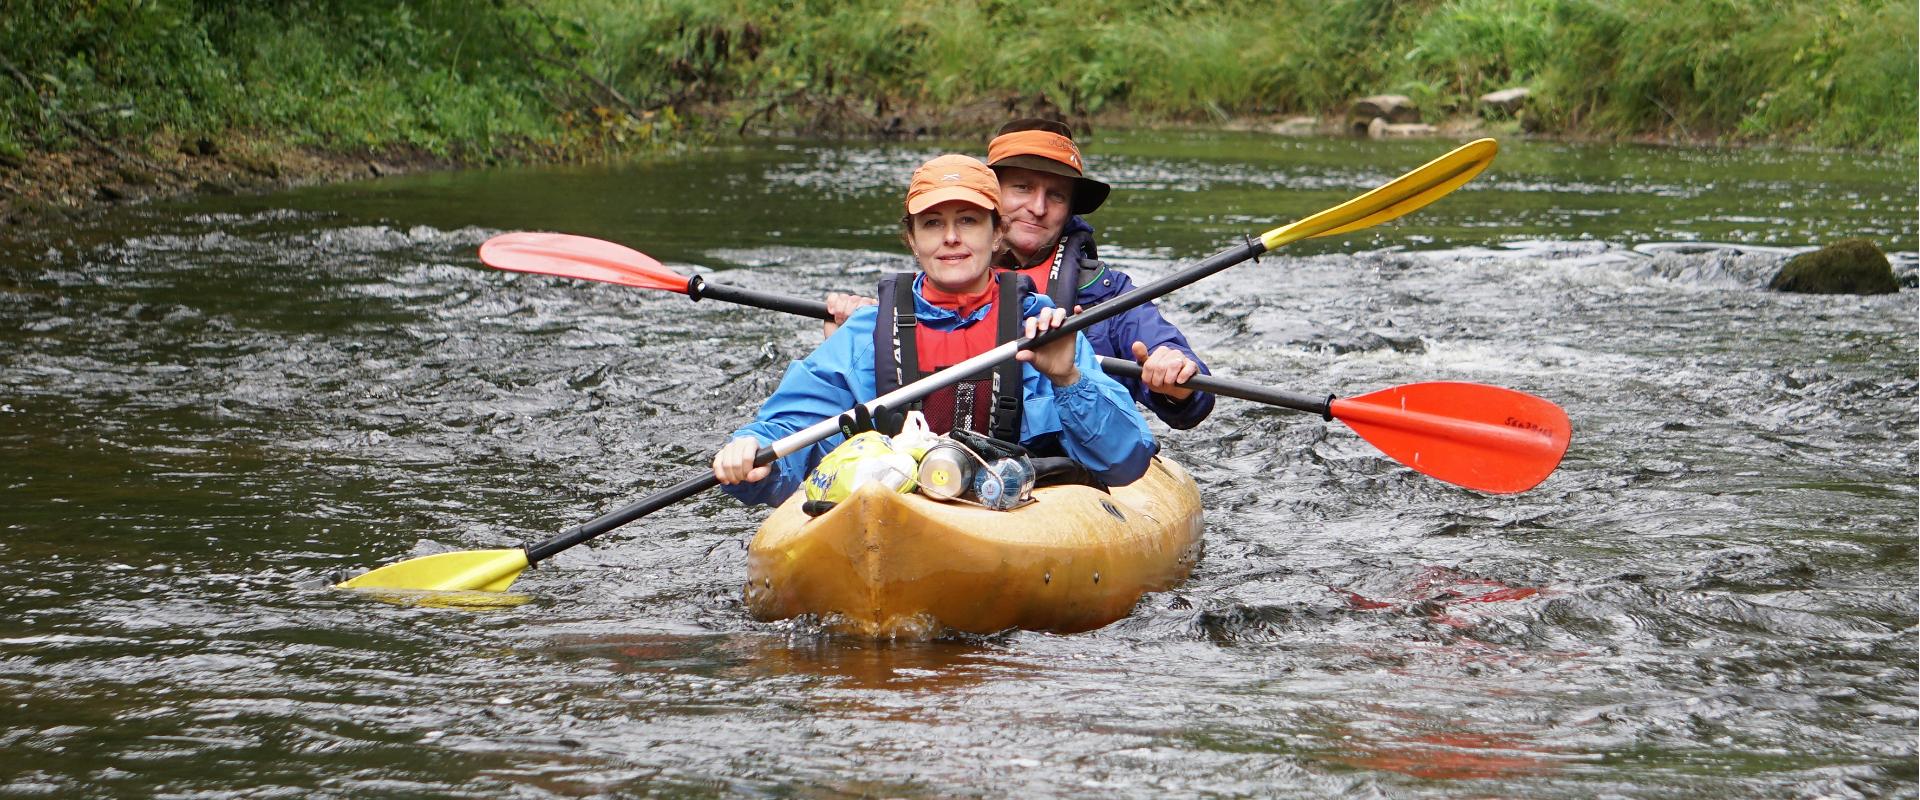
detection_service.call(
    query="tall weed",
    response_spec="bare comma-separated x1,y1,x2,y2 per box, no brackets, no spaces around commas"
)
1,0,1911,157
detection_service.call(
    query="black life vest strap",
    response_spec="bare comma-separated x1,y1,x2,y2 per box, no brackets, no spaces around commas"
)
1048,228,1097,310
989,276,1023,443
873,272,921,407
1043,238,1072,309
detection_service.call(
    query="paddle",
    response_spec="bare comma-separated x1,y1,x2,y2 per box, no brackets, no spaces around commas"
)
481,234,1570,494
1095,359,1566,494
337,138,1502,594
478,233,828,320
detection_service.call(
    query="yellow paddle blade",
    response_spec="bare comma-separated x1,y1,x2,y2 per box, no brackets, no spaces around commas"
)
335,548,530,593
358,589,534,609
1261,138,1498,250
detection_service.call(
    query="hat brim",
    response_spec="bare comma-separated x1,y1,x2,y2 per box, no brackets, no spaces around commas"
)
989,155,1111,215
906,186,997,215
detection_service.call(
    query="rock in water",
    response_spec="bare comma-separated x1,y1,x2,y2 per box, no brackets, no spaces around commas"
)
1767,239,1900,295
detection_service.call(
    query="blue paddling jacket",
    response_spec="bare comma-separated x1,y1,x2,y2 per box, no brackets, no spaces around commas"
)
721,275,1155,507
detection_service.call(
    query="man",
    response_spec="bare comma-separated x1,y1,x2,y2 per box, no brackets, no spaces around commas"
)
985,119,1214,429
825,120,1215,430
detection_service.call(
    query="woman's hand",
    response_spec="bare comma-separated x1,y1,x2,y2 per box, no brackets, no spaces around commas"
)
823,293,876,337
712,436,771,484
1130,341,1198,401
1016,307,1080,387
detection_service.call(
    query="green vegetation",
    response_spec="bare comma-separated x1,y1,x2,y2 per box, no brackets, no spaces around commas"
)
0,0,677,163
3,0,1914,166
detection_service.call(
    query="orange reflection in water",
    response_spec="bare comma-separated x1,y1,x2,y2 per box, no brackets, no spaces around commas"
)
737,634,1006,693
1334,565,1548,629
1331,726,1563,781
1321,567,1573,781
543,630,1009,694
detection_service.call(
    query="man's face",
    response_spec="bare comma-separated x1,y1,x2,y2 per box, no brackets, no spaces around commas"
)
996,166,1075,261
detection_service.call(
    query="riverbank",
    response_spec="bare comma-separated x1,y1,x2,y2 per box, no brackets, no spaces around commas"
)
0,115,1476,233
5,0,1911,238
0,132,454,229
0,105,1880,238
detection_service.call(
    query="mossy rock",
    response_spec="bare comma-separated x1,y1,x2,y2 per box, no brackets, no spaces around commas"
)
1767,239,1899,295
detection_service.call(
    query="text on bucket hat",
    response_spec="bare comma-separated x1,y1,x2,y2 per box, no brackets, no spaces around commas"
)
906,154,1001,215
986,122,1112,215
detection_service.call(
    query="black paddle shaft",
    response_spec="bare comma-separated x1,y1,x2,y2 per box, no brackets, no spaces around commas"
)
675,272,1337,417
683,237,1266,352
680,256,1342,413
525,472,722,564
687,276,833,320
1096,357,1333,419
779,236,1264,393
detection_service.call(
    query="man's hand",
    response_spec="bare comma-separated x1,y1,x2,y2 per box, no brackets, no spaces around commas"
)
1130,341,1197,401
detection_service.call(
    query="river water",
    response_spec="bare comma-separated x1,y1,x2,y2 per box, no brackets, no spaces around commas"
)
2,133,1914,797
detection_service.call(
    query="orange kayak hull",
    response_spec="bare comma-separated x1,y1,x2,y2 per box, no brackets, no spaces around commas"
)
744,458,1204,637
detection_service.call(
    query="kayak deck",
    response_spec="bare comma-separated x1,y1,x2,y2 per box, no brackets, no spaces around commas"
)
744,457,1204,637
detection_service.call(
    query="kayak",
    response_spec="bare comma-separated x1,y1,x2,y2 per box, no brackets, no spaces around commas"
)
743,457,1204,637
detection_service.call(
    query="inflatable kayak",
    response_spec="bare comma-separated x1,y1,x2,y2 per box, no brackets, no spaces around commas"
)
743,457,1204,637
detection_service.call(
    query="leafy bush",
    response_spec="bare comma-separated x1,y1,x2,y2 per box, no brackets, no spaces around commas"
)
1,0,1911,158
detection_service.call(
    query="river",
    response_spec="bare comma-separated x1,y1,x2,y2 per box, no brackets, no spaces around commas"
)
2,133,1914,797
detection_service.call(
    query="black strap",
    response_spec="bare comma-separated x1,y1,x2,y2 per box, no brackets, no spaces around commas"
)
1031,456,1108,492
1049,229,1096,310
872,273,921,405
893,272,920,389
950,427,1031,461
989,276,1023,442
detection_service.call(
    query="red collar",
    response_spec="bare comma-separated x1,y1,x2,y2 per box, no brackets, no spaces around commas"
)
920,279,997,318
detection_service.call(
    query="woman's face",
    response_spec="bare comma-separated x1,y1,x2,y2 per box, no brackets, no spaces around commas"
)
908,200,1001,294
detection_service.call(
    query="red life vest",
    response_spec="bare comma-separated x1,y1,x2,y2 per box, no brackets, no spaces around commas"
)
873,272,1027,440
1013,246,1058,295
998,228,1096,310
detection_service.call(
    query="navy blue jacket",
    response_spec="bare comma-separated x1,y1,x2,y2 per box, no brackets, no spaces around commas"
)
1038,216,1215,430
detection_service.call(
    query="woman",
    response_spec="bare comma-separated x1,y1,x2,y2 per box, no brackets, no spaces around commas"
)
712,154,1154,506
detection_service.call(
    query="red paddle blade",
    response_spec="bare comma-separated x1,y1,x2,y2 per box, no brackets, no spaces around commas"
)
479,232,690,293
1330,382,1571,494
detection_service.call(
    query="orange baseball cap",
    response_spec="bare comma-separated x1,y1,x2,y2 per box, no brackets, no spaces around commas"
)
986,119,1111,215
906,154,1000,215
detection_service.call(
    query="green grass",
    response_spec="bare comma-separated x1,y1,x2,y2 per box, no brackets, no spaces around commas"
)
2,0,1912,162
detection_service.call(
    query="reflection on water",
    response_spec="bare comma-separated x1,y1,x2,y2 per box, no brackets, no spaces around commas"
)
554,632,1009,693
1332,722,1566,781
0,133,1913,797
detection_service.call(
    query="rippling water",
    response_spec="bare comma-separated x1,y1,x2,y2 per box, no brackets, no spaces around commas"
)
2,135,1914,797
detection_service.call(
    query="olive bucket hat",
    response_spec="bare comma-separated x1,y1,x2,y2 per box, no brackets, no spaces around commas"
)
985,119,1111,215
